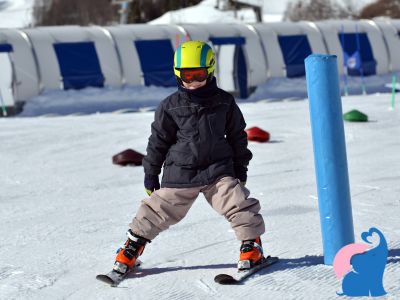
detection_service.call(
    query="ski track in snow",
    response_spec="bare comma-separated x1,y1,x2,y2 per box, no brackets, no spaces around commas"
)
0,94,399,299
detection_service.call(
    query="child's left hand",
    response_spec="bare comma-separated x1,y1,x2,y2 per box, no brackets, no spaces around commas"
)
144,174,160,196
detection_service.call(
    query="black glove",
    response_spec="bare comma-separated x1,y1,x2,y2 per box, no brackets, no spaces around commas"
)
144,174,160,196
234,165,248,184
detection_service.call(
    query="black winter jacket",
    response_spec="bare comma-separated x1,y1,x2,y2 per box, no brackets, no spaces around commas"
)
142,81,253,188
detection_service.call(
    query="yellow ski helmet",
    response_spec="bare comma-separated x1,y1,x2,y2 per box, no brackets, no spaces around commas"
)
174,40,216,80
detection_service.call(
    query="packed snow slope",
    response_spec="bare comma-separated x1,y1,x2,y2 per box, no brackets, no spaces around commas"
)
19,74,394,117
1,93,399,299
149,0,376,24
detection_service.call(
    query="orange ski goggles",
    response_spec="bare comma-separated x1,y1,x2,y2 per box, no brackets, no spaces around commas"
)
179,68,208,83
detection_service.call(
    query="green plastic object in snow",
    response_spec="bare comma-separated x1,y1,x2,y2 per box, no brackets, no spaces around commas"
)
343,110,368,122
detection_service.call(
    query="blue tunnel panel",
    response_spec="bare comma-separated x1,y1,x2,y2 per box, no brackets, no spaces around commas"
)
338,32,376,76
53,42,104,90
0,43,13,52
234,45,248,98
278,34,312,78
210,36,248,98
135,39,176,87
209,37,245,45
278,35,312,78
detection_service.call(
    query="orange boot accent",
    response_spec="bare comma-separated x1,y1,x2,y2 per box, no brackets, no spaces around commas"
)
238,237,264,270
113,230,149,274
115,240,145,269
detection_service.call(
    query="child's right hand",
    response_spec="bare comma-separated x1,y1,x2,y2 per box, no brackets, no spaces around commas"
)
144,174,160,196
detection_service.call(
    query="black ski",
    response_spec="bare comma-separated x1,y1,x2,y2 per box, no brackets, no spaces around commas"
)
214,256,279,285
96,260,141,287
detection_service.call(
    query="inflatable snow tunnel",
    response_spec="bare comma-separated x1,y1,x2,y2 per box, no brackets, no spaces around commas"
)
375,19,400,73
105,24,186,87
22,26,123,91
181,23,268,98
316,20,389,76
252,22,328,78
0,29,40,114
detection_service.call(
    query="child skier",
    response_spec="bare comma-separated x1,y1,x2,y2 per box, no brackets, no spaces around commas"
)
113,40,266,275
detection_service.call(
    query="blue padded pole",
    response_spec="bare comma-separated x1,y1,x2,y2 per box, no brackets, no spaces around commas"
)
305,54,355,265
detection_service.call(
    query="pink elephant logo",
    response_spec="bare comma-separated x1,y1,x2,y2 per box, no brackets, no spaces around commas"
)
333,227,388,297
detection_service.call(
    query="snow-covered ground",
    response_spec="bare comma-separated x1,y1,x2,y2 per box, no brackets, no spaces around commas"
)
1,92,399,299
18,73,394,117
18,85,177,117
149,0,282,24
150,0,377,24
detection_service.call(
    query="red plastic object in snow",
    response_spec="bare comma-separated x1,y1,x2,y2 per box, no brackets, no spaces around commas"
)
112,149,144,166
245,127,270,143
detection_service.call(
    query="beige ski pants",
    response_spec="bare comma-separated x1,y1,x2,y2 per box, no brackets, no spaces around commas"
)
129,176,265,241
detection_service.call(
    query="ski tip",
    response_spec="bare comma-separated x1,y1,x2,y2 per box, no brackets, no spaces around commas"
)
214,255,279,285
214,274,237,285
96,274,116,286
96,260,141,287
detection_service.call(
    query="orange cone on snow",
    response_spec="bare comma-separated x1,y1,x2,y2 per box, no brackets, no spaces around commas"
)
245,127,270,143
